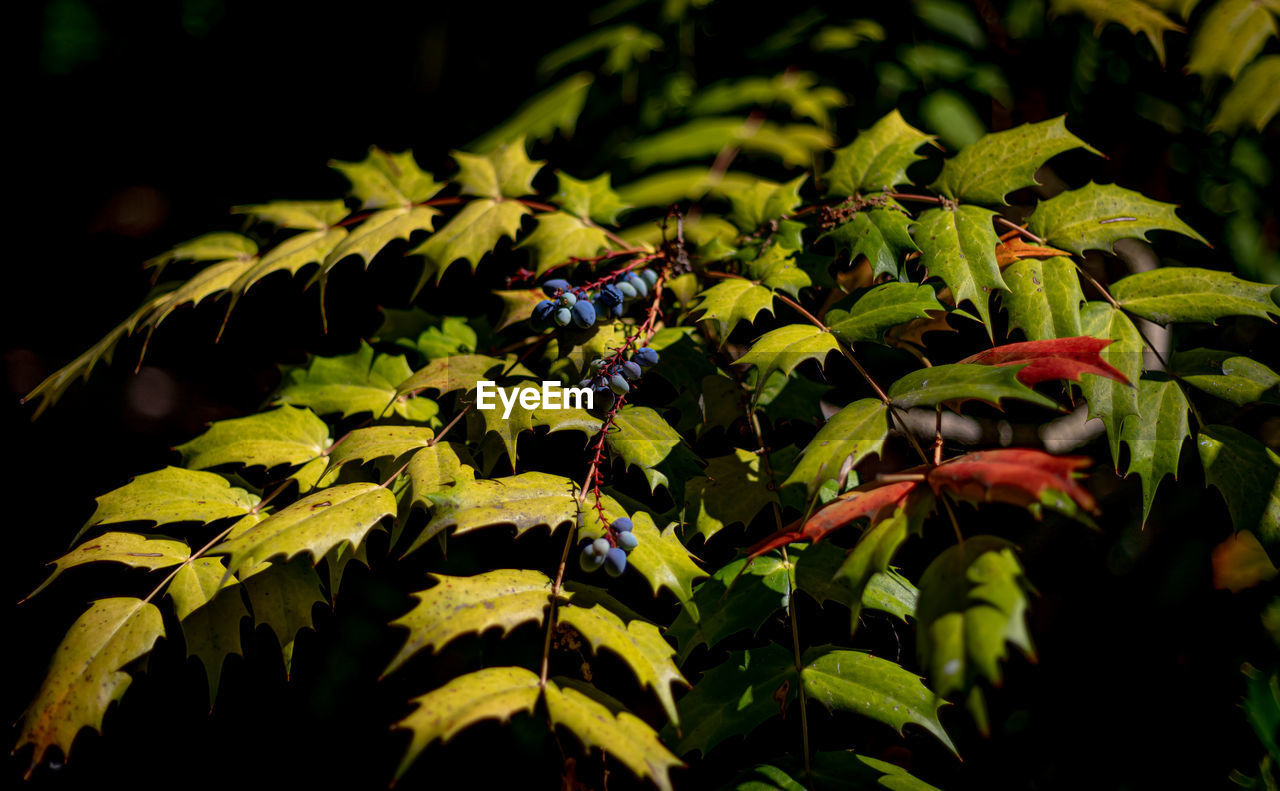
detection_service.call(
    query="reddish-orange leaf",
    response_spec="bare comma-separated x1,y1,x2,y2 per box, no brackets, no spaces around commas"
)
995,236,1070,268
744,481,920,560
927,448,1099,515
959,337,1130,386
886,309,955,349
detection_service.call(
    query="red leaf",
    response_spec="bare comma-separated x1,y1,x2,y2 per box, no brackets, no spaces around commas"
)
744,481,920,560
959,337,1130,386
926,448,1099,515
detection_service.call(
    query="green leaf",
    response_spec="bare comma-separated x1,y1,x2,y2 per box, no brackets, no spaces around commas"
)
1048,0,1182,63
794,541,919,623
80,466,259,539
392,667,542,782
825,505,913,630
1187,0,1278,80
624,117,832,169
783,399,888,496
540,26,662,76
827,282,945,344
412,198,530,287
146,256,259,328
1026,182,1207,255
1198,425,1280,550
517,211,612,275
723,174,807,232
545,680,682,791
691,278,777,343
578,505,707,605
215,482,396,577
823,109,932,196
667,644,797,756
231,200,348,230
737,325,839,393
559,601,687,724
1173,348,1280,406
407,471,578,555
469,382,600,470
166,557,247,703
1210,55,1280,133
240,557,325,677
1121,376,1190,524
888,363,1059,409
683,448,781,543
330,147,442,209
1109,266,1280,324
177,405,331,471
554,171,630,225
227,228,348,299
144,231,258,276
916,537,1034,730
325,426,437,474
377,310,479,360
453,139,544,199
821,208,920,281
606,405,701,494
16,597,165,774
385,570,553,675
801,647,956,753
1001,256,1085,341
470,73,594,153
316,206,438,279
1079,301,1144,468
404,442,477,511
729,751,941,791
912,205,1006,334
277,343,438,422
688,71,847,126
746,247,812,298
27,533,188,600
667,555,792,663
395,353,534,399
1243,664,1280,764
930,117,1099,205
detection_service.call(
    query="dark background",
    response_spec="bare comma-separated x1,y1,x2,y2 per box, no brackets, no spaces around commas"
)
5,1,1276,789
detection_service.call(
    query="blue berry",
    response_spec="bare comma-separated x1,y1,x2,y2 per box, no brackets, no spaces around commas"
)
579,544,605,571
611,517,633,533
620,361,643,381
592,386,615,412
608,373,630,395
626,272,648,297
641,269,659,287
554,307,572,327
571,300,596,328
598,284,623,307
604,547,627,577
542,279,571,297
611,302,625,318
633,347,659,367
617,281,638,299
617,531,639,552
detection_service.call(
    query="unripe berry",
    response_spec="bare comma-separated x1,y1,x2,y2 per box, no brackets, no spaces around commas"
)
592,385,615,411
617,281,638,299
626,272,647,297
579,544,605,571
554,307,572,327
641,269,658,287
608,373,630,395
617,531,639,552
560,291,577,307
592,537,611,557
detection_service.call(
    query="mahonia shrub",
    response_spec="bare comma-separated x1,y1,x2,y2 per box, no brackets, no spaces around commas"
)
13,12,1280,789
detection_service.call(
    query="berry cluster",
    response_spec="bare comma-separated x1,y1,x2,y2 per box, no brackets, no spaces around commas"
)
579,517,639,576
578,346,660,411
530,268,659,331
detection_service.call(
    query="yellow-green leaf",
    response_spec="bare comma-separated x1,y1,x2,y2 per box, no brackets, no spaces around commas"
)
824,109,932,195
80,466,259,539
330,147,443,209
27,532,189,600
406,471,579,555
177,405,332,471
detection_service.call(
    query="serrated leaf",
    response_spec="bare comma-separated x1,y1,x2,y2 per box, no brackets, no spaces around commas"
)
822,208,920,281
518,211,612,275
325,426,437,474
240,557,325,676
927,448,1099,522
683,449,780,543
80,466,259,539
888,363,1059,410
277,343,437,422
412,198,530,288
783,399,888,497
828,506,913,630
331,147,442,209
827,282,945,345
27,533,188,600
177,405,331,471
747,482,925,560
406,471,578,555
470,73,593,153
691,278,777,342
540,27,662,76
1001,256,1085,341
1211,55,1280,133
1198,425,1280,551
1121,376,1190,524
578,505,707,605
231,200,348,230
554,171,630,225
545,680,682,791
1026,182,1207,255
913,205,1006,334
730,751,942,791
385,570,552,675
689,70,847,126
959,337,1130,386
16,597,165,774
493,288,545,332
801,647,956,753
1049,0,1182,63
1110,266,1280,324
145,256,258,329
1187,0,1277,80
606,405,701,494
794,541,918,623
930,116,1099,205
166,557,247,703
559,602,687,724
995,236,1072,267
624,117,832,169
317,206,438,278
214,482,395,577
392,667,542,781
1173,348,1280,406
453,139,544,199
469,382,600,469
1079,301,1143,468
405,442,476,511
723,174,807,232
227,227,348,298
144,232,258,275
737,325,839,393
667,644,797,756
824,109,932,195
667,555,792,663
395,353,534,399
